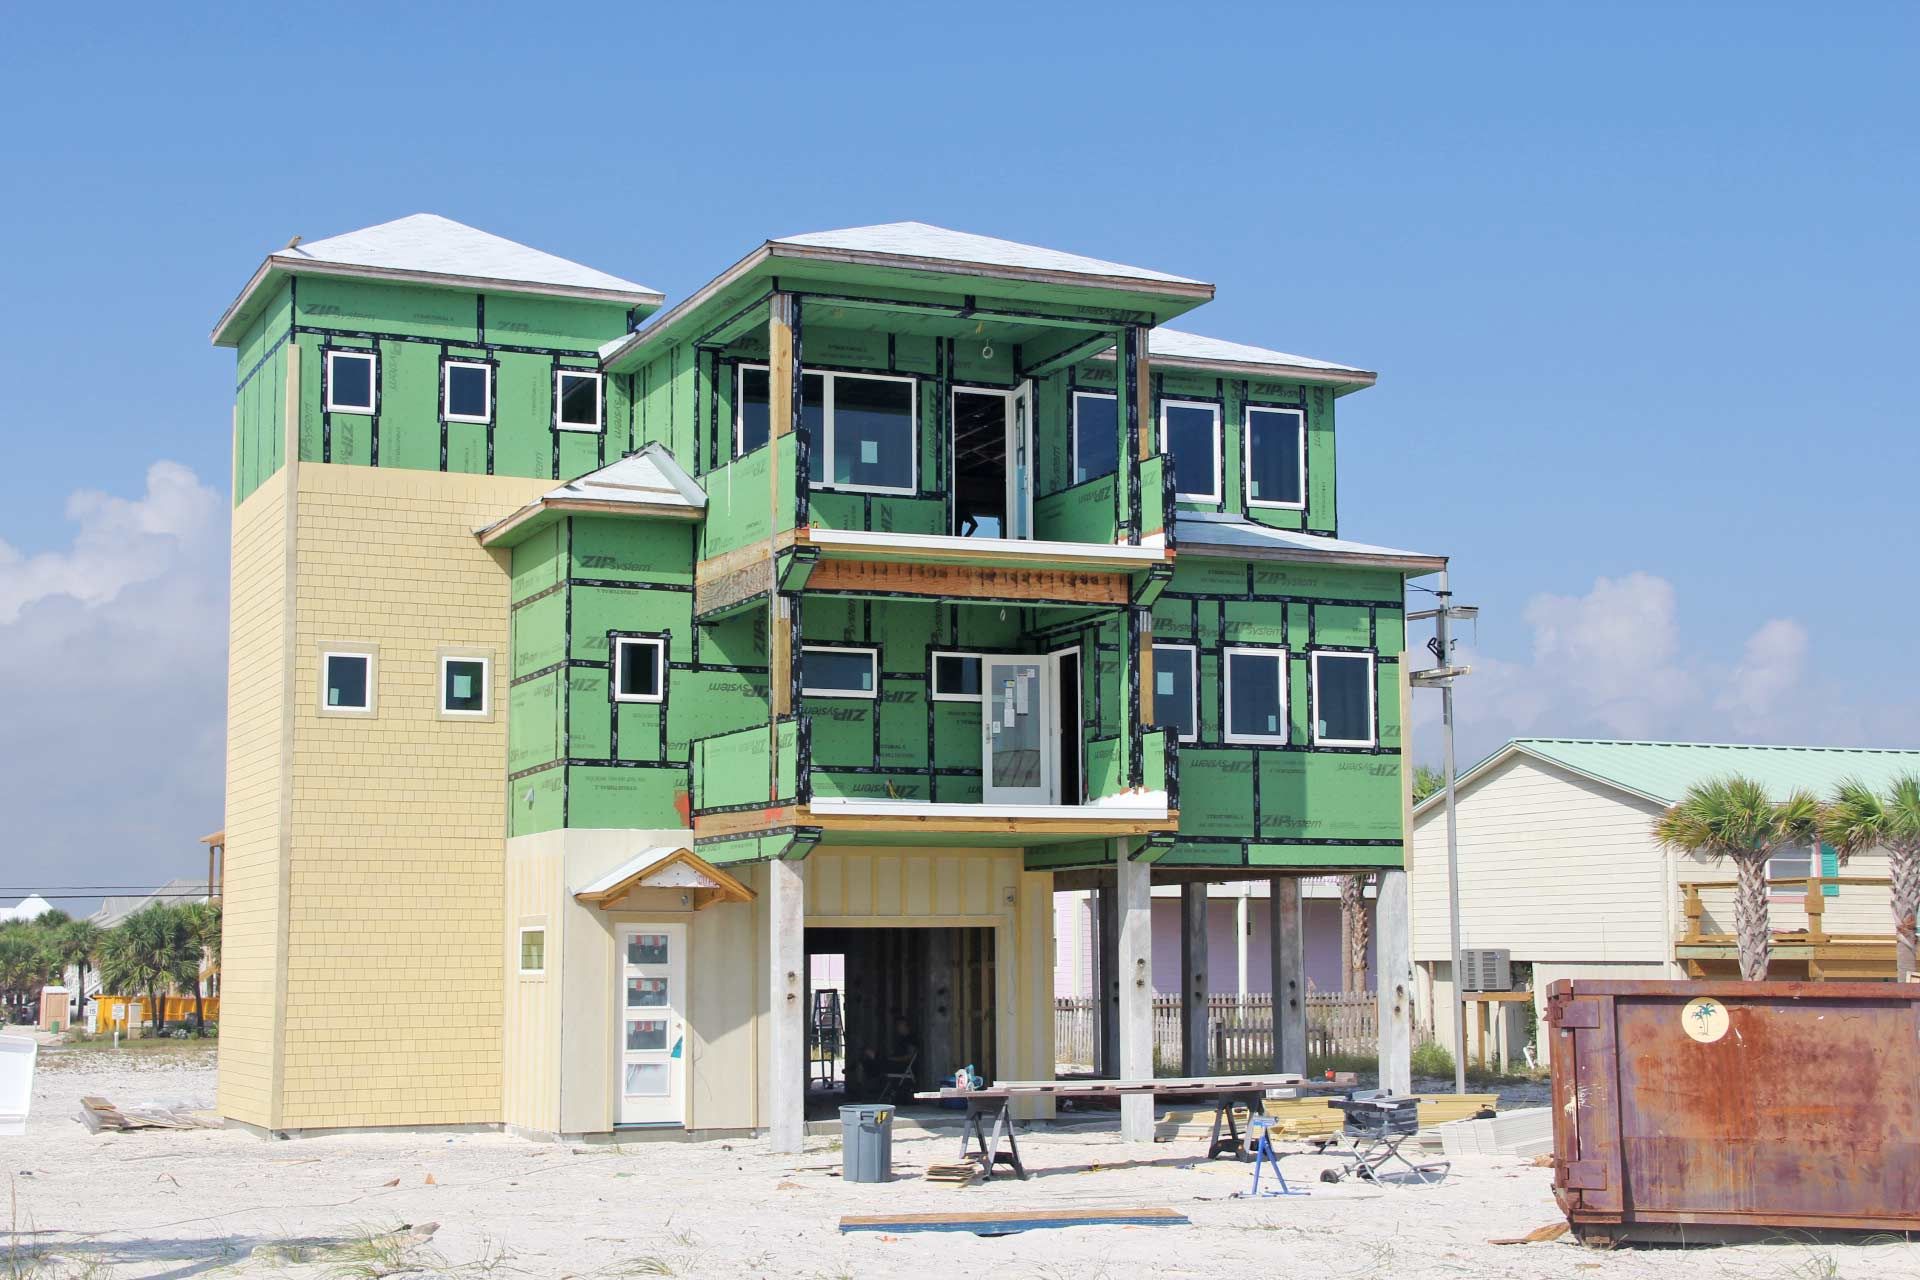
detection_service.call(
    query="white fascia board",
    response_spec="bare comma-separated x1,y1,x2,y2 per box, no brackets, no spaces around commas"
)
806,795,1171,821
802,526,1166,565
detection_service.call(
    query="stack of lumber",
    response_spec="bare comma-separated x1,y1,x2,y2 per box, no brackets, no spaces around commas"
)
924,1161,980,1185
1435,1106,1552,1158
76,1095,221,1134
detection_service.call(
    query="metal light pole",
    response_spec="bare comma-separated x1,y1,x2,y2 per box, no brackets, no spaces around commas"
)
1410,569,1475,1096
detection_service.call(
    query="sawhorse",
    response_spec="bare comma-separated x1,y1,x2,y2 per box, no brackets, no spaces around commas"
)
957,1094,1027,1180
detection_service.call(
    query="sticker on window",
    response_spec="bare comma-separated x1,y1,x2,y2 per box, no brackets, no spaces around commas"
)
1157,671,1174,696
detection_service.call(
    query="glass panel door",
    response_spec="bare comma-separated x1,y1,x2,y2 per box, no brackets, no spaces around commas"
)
617,923,686,1125
982,657,1054,805
1007,380,1033,539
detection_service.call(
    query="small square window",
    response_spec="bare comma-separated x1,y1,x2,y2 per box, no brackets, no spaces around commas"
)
1312,651,1376,747
1072,392,1119,484
801,646,878,699
932,652,983,701
1225,648,1288,744
443,361,491,423
614,637,665,703
1160,400,1221,503
1151,644,1198,743
325,351,377,413
518,927,546,975
556,370,603,432
441,656,489,716
1246,407,1305,509
322,651,373,713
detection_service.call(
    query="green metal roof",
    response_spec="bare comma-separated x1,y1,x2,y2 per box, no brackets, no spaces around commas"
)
1422,738,1920,812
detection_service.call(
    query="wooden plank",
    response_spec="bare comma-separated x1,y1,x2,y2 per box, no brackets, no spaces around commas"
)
841,1207,1188,1235
804,558,1130,605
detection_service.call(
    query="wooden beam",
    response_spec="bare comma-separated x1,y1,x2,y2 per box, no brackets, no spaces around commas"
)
1016,329,1116,379
805,558,1130,605
1133,324,1154,461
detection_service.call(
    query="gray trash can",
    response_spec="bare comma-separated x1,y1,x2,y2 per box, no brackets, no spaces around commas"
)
839,1104,894,1183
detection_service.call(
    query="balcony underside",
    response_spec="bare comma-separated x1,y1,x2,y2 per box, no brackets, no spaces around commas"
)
693,797,1175,848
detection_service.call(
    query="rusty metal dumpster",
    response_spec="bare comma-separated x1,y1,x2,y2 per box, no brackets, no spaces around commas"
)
1547,979,1920,1240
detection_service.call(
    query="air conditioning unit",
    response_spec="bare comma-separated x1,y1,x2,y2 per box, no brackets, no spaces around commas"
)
1460,948,1512,993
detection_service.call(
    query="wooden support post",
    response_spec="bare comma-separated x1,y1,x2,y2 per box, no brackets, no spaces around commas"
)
1682,884,1704,943
1270,876,1305,1075
1136,609,1155,727
1375,870,1414,1095
767,857,807,1152
1804,868,1827,944
1096,879,1119,1078
1179,882,1209,1076
1235,889,1251,1005
1134,324,1154,462
767,293,796,796
1116,845,1154,1142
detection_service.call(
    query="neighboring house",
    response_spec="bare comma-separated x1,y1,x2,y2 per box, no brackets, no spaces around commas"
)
212,214,1443,1141
1409,739,1920,1063
0,895,54,924
1052,877,1375,999
81,877,215,1013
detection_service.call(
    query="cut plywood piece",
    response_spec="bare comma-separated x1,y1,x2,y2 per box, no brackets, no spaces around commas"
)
840,1207,1189,1236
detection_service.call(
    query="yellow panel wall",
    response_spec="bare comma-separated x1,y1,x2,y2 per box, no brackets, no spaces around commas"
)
278,464,547,1130
216,465,293,1129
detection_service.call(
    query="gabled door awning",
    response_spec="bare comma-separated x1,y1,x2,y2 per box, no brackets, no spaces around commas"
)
573,846,755,910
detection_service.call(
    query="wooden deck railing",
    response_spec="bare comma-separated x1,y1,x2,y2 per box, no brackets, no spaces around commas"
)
1054,992,1378,1073
1680,874,1892,945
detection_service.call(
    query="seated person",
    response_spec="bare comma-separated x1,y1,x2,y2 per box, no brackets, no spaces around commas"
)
853,1017,919,1097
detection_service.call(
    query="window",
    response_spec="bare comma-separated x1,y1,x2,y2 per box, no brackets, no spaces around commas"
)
325,350,377,413
440,656,489,716
1072,392,1118,484
1767,841,1814,898
1311,651,1376,747
1160,400,1221,503
442,360,491,423
614,637,665,703
1151,643,1198,742
932,652,983,701
801,646,878,699
518,927,546,975
1225,648,1288,744
556,370,603,432
1245,407,1305,509
321,650,374,714
738,366,911,491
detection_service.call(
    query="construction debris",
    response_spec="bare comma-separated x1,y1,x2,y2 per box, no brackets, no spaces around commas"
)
841,1207,1190,1236
1490,1222,1569,1246
76,1095,221,1133
924,1161,980,1185
1435,1107,1552,1159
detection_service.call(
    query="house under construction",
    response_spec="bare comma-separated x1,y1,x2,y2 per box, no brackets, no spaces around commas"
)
211,214,1444,1142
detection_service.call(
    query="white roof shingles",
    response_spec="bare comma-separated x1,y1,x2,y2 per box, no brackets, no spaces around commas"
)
285,214,658,297
541,443,706,511
1147,327,1370,376
1173,514,1443,573
771,222,1204,287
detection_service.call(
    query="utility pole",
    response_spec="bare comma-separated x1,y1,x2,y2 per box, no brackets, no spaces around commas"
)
1410,568,1475,1096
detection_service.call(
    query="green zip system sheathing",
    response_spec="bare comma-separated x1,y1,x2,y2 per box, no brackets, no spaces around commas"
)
230,276,634,506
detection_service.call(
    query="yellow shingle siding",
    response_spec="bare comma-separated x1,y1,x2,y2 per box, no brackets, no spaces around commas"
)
275,464,547,1130
217,467,293,1128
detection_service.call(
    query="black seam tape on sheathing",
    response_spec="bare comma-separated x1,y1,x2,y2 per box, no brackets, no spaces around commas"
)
692,824,812,847
693,798,801,818
292,323,600,362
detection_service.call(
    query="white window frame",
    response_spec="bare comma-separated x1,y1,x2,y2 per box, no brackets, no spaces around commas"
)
931,651,984,703
324,349,377,413
1310,650,1377,748
441,359,492,424
1223,646,1289,745
1151,642,1199,744
740,364,918,495
1071,391,1118,485
319,647,377,716
1159,398,1222,503
1767,840,1816,898
517,925,547,977
801,645,879,699
1244,405,1307,510
438,653,491,718
555,369,604,433
613,637,666,704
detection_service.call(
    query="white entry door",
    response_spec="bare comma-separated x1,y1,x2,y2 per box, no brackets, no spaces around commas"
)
617,923,687,1126
1006,380,1034,540
983,656,1054,805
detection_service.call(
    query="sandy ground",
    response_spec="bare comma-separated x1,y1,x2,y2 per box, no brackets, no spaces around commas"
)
5,1049,1916,1279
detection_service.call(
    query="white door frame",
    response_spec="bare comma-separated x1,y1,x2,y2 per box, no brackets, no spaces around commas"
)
615,922,688,1127
1048,643,1085,805
949,384,1034,541
982,655,1055,805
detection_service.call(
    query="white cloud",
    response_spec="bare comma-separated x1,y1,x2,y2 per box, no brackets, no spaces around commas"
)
1415,572,1911,767
0,462,227,899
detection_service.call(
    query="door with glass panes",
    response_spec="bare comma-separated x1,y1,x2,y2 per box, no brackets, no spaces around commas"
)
617,923,686,1125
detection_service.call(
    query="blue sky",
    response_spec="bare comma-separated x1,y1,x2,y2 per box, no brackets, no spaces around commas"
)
0,3,1914,893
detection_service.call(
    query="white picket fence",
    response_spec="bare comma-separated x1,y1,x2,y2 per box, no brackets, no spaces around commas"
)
1054,991,1378,1073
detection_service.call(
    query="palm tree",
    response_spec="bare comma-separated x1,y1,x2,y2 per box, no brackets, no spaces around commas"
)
98,905,201,1036
0,930,58,1020
1339,875,1371,991
1821,774,1920,979
51,919,104,1019
178,902,222,1035
1654,776,1820,981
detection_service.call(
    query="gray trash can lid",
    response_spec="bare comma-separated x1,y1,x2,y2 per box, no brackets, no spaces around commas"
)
839,1105,893,1123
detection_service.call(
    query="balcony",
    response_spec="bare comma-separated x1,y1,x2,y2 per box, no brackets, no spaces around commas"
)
1678,875,1897,980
